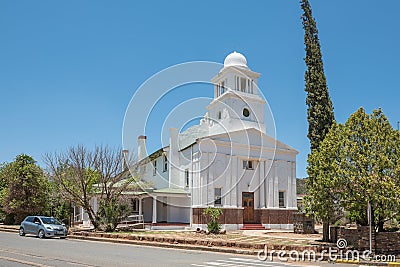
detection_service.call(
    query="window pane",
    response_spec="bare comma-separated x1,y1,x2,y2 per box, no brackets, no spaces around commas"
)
185,169,189,187
240,77,246,92
214,188,222,205
279,192,285,208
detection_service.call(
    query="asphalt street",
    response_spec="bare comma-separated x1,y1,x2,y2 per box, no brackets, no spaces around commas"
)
0,231,355,267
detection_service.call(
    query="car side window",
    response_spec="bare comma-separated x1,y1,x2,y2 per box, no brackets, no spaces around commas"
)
26,216,34,223
33,217,40,224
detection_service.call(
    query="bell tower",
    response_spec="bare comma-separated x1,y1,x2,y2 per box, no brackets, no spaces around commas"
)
206,52,266,134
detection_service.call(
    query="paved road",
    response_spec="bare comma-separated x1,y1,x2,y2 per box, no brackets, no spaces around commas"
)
0,232,355,267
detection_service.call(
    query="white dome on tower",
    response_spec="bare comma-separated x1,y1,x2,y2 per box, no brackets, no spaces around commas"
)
223,51,248,69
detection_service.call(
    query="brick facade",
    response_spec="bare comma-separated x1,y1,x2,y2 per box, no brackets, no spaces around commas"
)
192,208,243,224
192,208,294,225
260,209,294,225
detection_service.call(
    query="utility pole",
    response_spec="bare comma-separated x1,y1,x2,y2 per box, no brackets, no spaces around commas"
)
368,202,372,255
397,121,399,131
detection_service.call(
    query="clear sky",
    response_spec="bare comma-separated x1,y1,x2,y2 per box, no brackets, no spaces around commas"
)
1,0,399,178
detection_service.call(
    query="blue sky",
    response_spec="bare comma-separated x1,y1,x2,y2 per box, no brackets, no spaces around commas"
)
1,1,399,178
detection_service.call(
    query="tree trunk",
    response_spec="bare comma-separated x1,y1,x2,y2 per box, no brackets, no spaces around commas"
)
322,221,330,242
377,215,384,232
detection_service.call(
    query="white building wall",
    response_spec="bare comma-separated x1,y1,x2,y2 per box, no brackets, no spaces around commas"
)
138,154,169,190
167,197,190,223
191,134,297,212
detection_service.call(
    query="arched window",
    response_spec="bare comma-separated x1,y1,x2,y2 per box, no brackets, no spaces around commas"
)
243,108,250,117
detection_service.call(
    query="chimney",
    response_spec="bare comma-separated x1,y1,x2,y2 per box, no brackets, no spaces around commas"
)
122,149,129,171
168,128,181,188
137,135,147,161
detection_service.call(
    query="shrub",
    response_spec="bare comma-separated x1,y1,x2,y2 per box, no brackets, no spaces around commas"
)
203,207,222,234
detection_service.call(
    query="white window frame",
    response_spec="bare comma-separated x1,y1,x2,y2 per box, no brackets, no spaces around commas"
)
279,191,286,208
243,160,254,170
185,169,189,188
163,154,168,172
131,198,139,213
153,160,157,176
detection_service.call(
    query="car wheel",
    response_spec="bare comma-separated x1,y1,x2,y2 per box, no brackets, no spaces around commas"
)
19,227,25,236
38,229,45,239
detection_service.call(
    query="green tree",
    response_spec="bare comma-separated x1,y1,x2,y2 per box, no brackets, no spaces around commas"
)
301,0,335,242
301,0,335,151
306,108,400,233
339,108,400,232
0,163,7,222
45,180,72,226
97,198,131,232
0,155,50,224
305,123,345,237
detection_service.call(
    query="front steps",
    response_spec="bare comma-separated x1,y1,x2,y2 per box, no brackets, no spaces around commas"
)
240,223,270,230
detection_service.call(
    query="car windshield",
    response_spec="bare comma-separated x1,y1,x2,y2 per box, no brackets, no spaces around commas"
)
40,217,62,225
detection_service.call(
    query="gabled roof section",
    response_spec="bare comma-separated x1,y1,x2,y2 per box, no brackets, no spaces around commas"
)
136,146,169,167
197,127,299,154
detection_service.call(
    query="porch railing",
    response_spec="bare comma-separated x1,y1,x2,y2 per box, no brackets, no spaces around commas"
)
121,214,145,229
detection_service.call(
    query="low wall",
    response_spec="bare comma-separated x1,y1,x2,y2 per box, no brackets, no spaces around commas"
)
293,212,315,234
333,226,400,255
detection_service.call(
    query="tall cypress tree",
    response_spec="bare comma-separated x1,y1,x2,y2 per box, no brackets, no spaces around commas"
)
301,0,335,242
301,0,335,151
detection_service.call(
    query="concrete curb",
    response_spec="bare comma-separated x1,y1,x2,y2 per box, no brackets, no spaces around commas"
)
0,227,19,234
68,234,258,255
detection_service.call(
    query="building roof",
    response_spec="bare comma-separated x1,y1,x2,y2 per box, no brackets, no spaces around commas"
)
223,51,248,69
153,188,189,194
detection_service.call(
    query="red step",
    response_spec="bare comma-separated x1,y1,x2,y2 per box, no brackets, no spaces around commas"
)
240,224,270,230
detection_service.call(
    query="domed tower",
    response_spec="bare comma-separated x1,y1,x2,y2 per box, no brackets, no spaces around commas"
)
207,51,266,134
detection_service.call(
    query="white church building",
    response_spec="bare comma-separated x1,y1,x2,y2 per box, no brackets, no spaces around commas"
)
130,52,298,230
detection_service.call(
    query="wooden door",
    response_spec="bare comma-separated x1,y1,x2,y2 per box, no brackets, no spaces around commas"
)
242,192,254,223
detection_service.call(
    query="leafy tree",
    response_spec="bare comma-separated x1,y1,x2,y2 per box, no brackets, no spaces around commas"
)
45,180,72,226
296,178,308,195
0,155,50,224
53,201,72,226
339,108,400,231
305,123,345,238
97,198,131,232
0,163,7,223
306,108,400,233
203,207,222,234
301,0,335,242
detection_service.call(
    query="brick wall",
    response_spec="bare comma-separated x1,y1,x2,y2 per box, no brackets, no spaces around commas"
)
260,209,294,225
335,226,400,255
192,208,243,224
293,212,315,234
192,208,295,225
